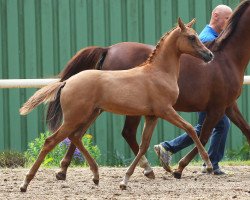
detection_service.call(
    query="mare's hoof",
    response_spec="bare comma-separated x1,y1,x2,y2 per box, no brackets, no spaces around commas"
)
20,185,27,192
206,167,213,174
119,182,127,190
93,178,99,185
56,172,66,180
144,170,155,179
173,171,182,179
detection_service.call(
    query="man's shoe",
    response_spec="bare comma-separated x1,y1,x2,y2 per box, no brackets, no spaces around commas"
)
154,144,172,172
213,168,226,175
201,166,226,175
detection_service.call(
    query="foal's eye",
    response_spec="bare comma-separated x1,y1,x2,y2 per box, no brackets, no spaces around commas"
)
188,35,196,42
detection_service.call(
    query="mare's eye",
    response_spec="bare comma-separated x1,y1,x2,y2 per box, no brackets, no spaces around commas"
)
189,35,196,42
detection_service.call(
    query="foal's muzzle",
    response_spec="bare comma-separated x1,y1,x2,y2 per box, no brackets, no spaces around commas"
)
200,51,214,63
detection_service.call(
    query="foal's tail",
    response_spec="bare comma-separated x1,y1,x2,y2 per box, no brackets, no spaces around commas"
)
20,81,66,115
46,46,109,132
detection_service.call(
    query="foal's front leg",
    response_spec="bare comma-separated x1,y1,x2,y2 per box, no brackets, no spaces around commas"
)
174,110,224,179
122,115,155,179
120,116,158,190
160,107,212,177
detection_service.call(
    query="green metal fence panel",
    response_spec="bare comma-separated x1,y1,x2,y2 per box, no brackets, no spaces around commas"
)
0,0,3,150
6,0,21,151
0,0,247,165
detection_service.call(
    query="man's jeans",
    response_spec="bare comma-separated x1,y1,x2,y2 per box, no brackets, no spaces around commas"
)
161,112,230,170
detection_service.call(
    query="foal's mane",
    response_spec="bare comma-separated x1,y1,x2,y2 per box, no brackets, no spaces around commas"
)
138,26,178,67
208,0,250,51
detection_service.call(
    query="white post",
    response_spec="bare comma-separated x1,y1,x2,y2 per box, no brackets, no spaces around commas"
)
0,76,249,88
244,76,250,84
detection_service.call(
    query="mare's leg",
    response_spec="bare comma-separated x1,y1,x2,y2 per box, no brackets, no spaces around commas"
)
120,116,158,190
56,110,102,180
121,116,141,154
20,123,75,192
122,116,154,179
159,107,212,177
174,109,224,179
226,102,250,143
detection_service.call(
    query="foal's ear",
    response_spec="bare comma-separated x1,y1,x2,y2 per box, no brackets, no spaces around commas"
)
186,18,196,28
178,17,186,32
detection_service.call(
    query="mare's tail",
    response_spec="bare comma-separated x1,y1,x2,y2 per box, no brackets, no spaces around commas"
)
46,46,109,132
20,81,66,115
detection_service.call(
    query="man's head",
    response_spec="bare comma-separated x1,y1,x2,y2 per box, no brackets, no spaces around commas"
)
210,5,233,34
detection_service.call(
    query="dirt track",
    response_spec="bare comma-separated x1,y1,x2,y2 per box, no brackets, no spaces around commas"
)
0,166,250,200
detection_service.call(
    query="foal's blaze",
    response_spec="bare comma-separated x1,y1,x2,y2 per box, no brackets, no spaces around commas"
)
20,18,213,192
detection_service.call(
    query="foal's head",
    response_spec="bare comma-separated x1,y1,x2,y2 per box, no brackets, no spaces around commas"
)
177,18,214,63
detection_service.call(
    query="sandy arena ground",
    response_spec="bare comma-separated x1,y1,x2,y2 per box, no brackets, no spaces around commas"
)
0,166,250,200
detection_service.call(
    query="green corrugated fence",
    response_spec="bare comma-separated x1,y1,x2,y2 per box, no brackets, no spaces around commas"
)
0,0,249,165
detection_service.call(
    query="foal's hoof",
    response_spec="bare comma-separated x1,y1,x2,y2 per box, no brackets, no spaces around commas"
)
144,170,155,179
119,182,127,190
20,185,27,192
173,171,182,179
56,172,66,180
206,167,213,174
93,178,99,185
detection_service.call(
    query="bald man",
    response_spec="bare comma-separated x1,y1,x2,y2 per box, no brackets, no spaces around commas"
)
199,5,232,42
154,5,233,175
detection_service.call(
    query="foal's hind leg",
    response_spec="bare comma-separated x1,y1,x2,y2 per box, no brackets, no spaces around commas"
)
56,109,102,180
160,107,212,177
122,116,155,179
64,111,101,184
69,134,99,185
20,124,74,192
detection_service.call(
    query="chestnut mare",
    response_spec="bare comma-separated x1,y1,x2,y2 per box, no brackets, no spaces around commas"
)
20,18,213,191
48,0,250,180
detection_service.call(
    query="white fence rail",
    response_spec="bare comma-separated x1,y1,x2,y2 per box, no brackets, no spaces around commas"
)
0,76,250,88
244,76,250,84
0,79,59,88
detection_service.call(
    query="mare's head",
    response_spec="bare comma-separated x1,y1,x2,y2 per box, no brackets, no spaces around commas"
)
177,18,214,63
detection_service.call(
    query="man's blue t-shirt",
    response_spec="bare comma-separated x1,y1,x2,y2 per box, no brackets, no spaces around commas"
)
199,25,218,43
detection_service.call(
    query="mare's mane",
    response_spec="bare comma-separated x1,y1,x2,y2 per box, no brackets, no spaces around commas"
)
208,0,250,51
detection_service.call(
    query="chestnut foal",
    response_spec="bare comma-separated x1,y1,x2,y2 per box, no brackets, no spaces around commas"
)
19,18,213,191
